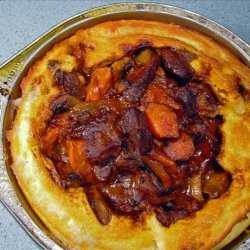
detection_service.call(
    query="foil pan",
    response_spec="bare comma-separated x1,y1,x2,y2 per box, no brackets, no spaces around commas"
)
0,3,249,250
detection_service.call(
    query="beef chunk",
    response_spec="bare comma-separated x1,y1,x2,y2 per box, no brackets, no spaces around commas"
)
159,47,194,83
40,112,70,158
187,123,208,144
155,207,188,227
93,165,112,182
174,193,202,213
50,94,81,115
70,105,122,165
176,86,197,117
194,83,219,118
122,52,160,103
101,174,147,213
114,151,142,173
54,69,86,100
119,107,153,155
82,117,121,165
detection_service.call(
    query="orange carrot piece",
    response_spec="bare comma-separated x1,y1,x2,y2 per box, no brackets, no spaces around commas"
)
86,67,112,101
164,133,195,161
66,139,95,184
145,103,179,138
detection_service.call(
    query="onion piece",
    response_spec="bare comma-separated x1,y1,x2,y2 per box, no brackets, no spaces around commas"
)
186,174,203,201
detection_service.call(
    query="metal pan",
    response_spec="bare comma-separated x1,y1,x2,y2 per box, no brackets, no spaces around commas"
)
0,3,249,249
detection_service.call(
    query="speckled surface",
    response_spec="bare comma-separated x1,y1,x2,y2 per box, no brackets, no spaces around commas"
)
0,0,249,249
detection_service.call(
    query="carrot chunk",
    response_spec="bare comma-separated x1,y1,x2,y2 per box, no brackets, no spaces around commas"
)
86,67,112,101
164,133,195,161
66,139,95,184
40,126,60,156
145,103,179,138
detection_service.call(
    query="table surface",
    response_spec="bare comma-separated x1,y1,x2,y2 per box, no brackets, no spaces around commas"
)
0,0,249,249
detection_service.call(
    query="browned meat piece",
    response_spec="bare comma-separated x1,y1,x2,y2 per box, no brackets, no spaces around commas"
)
164,133,195,161
155,207,188,227
114,151,142,173
174,193,202,213
145,103,179,139
138,171,163,196
54,69,86,100
191,137,215,166
40,113,81,187
64,173,83,189
114,108,153,173
69,102,122,165
159,47,194,83
86,187,112,225
86,67,113,101
50,94,81,115
125,51,159,85
126,65,152,85
83,122,121,165
170,83,219,121
187,123,207,144
203,170,231,199
101,174,147,214
119,107,153,155
139,173,177,206
176,86,197,117
122,52,160,103
194,83,219,118
101,171,171,213
70,98,126,124
142,156,173,190
93,165,112,182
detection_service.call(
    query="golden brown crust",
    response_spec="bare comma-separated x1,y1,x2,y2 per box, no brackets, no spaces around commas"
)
9,20,250,249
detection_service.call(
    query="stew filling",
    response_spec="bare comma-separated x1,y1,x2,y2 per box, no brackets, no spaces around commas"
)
41,46,231,226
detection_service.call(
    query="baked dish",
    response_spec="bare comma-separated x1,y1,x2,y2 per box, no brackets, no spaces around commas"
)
7,20,250,249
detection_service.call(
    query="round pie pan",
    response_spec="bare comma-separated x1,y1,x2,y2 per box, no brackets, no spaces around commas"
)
0,3,249,249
